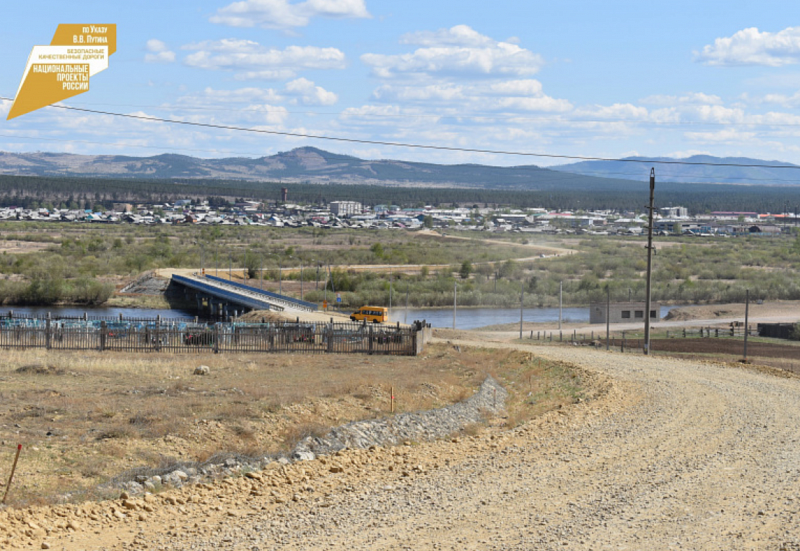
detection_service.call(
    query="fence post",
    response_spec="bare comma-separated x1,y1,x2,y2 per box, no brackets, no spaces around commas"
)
621,339,625,353
327,322,333,353
683,328,686,338
560,331,562,342
100,321,107,352
155,316,161,352
213,324,220,354
368,324,374,355
45,313,51,350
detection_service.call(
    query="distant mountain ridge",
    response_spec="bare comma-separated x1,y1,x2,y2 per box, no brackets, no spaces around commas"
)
0,147,798,188
0,147,630,189
551,155,800,185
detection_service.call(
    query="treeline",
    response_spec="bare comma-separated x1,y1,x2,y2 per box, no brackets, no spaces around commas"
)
3,174,800,214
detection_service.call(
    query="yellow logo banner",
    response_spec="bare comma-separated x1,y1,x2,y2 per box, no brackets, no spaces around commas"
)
7,24,116,120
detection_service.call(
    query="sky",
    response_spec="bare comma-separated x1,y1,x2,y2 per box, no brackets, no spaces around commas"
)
2,0,800,170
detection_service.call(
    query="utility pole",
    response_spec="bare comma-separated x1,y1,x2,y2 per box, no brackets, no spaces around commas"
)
606,284,610,351
559,281,563,330
279,260,282,295
405,283,409,325
389,271,393,311
644,168,656,355
260,257,263,290
300,261,304,300
453,280,457,330
744,289,750,362
519,283,524,340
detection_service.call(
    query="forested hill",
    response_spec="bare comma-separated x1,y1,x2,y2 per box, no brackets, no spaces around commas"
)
0,147,642,190
552,155,800,185
4,173,800,215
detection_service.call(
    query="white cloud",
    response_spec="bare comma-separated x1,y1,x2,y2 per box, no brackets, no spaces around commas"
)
640,92,723,106
754,91,800,108
371,80,571,113
210,0,369,30
696,27,800,67
372,83,466,102
184,86,284,104
575,103,649,120
284,78,338,105
693,105,745,124
685,128,757,143
400,25,494,47
174,87,289,125
665,149,713,158
234,69,298,80
0,99,11,117
144,39,176,63
183,39,346,78
361,25,543,79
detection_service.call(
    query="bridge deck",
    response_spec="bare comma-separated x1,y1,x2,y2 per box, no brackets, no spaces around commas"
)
172,274,318,313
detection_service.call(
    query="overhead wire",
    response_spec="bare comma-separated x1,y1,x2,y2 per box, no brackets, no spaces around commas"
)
7,94,800,128
3,96,800,170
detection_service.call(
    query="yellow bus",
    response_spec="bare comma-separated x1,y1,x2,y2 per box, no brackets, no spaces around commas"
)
350,306,388,323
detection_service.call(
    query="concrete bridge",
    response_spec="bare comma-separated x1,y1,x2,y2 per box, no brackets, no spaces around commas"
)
171,274,318,318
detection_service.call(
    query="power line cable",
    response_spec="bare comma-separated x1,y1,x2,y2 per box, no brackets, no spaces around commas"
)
3,96,800,170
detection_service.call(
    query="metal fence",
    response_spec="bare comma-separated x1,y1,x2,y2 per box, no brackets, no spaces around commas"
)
0,318,420,356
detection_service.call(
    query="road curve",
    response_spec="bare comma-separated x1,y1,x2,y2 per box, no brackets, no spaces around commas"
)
22,342,800,550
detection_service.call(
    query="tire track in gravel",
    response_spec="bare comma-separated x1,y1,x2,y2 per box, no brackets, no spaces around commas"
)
27,341,800,550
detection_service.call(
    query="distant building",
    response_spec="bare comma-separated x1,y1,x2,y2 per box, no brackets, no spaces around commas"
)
112,203,133,213
659,206,688,218
330,201,362,217
590,301,661,324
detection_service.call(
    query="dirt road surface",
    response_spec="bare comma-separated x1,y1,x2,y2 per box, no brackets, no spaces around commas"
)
15,338,800,550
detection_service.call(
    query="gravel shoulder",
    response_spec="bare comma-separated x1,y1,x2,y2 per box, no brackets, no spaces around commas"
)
6,338,800,550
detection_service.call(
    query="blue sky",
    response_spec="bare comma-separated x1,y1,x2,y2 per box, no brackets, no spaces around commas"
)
2,0,800,168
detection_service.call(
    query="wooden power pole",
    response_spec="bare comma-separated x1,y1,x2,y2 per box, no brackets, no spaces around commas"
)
644,168,656,355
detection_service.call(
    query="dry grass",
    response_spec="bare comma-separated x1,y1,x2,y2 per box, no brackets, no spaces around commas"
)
0,344,584,507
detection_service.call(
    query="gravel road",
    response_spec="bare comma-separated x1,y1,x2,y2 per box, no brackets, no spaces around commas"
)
13,343,800,550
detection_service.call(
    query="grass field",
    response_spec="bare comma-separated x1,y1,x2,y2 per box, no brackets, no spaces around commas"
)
5,221,800,308
0,343,584,508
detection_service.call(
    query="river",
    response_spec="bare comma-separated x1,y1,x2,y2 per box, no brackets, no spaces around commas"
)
2,304,690,330
1,305,196,320
388,305,690,330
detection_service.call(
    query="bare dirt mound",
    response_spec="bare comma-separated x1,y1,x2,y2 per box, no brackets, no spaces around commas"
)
664,305,742,321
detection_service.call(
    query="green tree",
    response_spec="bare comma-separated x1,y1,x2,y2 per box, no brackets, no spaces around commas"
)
459,260,473,279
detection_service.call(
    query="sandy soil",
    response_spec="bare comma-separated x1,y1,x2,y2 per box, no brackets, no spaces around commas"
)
0,241,51,254
7,337,800,550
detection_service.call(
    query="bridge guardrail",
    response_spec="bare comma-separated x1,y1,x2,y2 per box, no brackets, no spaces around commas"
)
172,274,281,312
203,274,318,311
